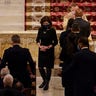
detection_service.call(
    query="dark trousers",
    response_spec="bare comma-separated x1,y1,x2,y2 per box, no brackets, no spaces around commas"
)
39,67,52,84
73,83,95,96
62,68,73,96
65,85,73,96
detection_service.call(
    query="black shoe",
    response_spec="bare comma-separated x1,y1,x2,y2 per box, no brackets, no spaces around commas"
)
39,82,46,88
43,83,49,90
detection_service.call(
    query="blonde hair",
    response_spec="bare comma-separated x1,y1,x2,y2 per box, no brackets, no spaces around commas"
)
70,3,78,8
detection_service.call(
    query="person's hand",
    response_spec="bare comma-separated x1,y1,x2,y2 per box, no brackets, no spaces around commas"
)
30,74,35,79
48,45,52,49
40,45,48,51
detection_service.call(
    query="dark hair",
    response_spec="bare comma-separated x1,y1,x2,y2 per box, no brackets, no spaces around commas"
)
14,81,24,91
66,18,74,31
71,23,80,32
11,34,20,43
78,37,89,47
40,16,52,26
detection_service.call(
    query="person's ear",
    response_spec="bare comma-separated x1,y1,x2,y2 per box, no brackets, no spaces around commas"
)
79,43,83,49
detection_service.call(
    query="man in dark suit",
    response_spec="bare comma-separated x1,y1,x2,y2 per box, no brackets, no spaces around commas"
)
66,37,96,96
1,34,35,88
74,8,91,37
0,74,24,96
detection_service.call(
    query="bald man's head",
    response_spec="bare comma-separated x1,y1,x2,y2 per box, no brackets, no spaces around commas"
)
3,74,13,87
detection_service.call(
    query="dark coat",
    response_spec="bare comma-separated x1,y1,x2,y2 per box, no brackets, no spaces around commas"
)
67,48,96,96
0,78,3,89
59,30,71,62
74,18,91,37
60,30,80,89
59,30,79,66
36,27,58,68
60,30,80,96
0,87,24,96
1,45,35,88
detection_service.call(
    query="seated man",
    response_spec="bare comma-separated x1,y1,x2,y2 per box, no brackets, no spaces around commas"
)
0,67,10,79
0,67,10,89
0,74,24,96
14,81,24,92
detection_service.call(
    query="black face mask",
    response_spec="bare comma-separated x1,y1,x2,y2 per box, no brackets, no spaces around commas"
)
42,24,50,30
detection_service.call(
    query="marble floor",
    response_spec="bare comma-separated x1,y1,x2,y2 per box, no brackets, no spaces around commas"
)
36,76,64,96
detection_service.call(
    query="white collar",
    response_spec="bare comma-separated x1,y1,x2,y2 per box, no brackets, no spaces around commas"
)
72,31,80,33
76,17,82,19
81,47,88,49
